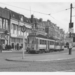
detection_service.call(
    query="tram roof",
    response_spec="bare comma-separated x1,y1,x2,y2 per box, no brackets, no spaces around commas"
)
27,34,58,40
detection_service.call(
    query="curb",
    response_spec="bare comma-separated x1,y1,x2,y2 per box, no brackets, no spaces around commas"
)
5,58,35,62
5,55,75,62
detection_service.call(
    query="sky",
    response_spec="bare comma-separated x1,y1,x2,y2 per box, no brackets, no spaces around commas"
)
0,1,75,33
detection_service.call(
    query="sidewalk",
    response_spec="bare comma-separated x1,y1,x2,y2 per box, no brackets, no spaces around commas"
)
6,50,75,62
2,49,23,53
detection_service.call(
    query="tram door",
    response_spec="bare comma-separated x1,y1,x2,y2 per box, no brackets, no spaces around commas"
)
46,40,49,52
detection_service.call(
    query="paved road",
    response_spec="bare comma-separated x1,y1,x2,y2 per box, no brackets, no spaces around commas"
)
0,49,75,72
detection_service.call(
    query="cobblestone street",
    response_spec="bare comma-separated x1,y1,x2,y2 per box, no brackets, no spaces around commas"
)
0,49,75,72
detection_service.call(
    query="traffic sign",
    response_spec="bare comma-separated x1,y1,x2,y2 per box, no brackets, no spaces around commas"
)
21,25,26,32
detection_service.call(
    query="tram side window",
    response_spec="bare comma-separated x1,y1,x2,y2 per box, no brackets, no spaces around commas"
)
50,41,54,45
55,42,59,45
40,40,46,44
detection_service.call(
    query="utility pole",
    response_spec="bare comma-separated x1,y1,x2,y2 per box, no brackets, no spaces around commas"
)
69,3,73,55
70,3,72,23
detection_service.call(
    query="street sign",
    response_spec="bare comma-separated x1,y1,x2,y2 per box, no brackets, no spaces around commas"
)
21,25,26,32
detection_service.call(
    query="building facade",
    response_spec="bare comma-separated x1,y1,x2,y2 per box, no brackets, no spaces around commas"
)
5,8,32,50
0,7,9,46
31,17,65,41
0,6,65,50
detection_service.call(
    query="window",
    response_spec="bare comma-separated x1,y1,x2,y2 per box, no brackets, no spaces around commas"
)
2,19,6,29
17,26,21,35
13,24,16,30
50,41,54,45
6,20,8,30
17,25,19,35
61,42,64,46
12,23,16,33
19,26,21,35
55,42,59,45
16,25,18,34
0,18,2,28
40,40,46,44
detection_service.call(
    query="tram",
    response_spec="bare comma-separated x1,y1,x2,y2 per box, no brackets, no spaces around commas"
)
26,34,64,53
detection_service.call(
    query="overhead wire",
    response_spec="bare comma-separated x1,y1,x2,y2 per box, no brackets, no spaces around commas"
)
0,2,49,15
0,2,71,28
0,2,70,15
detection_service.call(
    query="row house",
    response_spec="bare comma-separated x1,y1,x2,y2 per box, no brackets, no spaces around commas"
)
0,7,9,46
5,8,32,49
32,17,65,41
36,21,47,35
47,21,56,38
59,29,65,40
0,7,65,50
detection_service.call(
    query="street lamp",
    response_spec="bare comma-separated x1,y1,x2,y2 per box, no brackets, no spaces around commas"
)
21,25,26,59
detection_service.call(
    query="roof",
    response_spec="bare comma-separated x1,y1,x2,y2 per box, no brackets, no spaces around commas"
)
23,16,30,23
5,8,31,23
5,8,21,20
0,7,10,19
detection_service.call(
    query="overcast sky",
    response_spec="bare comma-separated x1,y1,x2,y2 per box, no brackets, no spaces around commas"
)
0,1,75,33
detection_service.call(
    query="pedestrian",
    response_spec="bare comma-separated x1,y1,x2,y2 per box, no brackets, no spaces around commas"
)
0,43,2,53
66,42,69,49
69,43,72,55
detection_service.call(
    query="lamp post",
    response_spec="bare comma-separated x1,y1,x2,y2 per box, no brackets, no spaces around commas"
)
21,25,26,59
